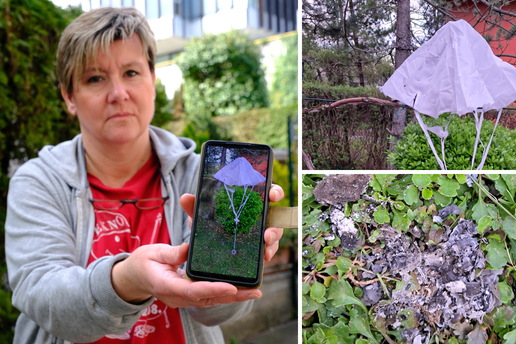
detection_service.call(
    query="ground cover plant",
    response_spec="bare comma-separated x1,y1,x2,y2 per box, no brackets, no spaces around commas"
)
302,174,516,343
389,114,516,170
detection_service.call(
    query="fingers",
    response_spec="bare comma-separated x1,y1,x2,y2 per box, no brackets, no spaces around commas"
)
269,184,284,203
179,280,238,301
175,286,262,308
264,227,283,261
264,227,283,245
154,243,190,268
179,194,196,218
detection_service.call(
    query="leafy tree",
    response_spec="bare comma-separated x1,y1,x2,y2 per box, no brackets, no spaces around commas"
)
270,33,298,108
0,0,82,177
176,30,269,152
177,29,269,119
151,79,173,128
0,1,83,341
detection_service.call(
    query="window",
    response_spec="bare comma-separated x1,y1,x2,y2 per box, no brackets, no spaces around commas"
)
160,0,173,16
147,0,159,19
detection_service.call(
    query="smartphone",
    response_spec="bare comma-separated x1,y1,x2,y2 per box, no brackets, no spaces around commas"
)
186,140,273,288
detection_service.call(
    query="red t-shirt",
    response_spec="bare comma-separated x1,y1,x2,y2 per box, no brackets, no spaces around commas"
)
84,154,185,343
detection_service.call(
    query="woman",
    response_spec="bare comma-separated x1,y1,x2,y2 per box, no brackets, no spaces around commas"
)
5,6,284,344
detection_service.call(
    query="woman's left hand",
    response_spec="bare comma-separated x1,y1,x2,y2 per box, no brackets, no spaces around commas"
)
180,184,285,262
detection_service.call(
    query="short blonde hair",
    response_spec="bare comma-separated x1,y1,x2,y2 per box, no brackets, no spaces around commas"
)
57,7,156,94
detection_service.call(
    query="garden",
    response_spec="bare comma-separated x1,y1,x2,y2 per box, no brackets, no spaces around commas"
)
189,177,265,279
302,0,516,171
302,174,516,343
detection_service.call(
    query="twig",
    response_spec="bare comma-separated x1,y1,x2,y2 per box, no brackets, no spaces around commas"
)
377,273,391,299
347,271,380,286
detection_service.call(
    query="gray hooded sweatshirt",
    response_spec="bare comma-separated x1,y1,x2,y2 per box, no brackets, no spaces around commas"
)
5,126,252,344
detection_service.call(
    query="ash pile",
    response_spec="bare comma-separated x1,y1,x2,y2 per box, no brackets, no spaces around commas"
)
365,218,502,343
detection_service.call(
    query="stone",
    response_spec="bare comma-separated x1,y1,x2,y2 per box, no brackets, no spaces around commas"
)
313,174,370,205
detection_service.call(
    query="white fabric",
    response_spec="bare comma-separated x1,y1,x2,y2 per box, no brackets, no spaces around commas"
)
214,157,265,253
380,19,516,170
213,157,266,186
380,19,516,117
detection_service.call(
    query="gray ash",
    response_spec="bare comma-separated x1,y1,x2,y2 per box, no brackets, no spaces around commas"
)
369,219,502,340
329,206,359,250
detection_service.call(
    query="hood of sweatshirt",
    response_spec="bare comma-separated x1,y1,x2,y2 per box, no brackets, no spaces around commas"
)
36,125,196,191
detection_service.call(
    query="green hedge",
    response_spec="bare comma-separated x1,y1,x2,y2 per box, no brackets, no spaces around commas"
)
215,186,264,234
389,114,516,170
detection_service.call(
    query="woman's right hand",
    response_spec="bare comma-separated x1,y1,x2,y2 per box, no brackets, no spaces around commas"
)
110,243,262,308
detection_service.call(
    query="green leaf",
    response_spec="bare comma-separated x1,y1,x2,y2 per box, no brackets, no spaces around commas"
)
494,178,514,204
302,294,321,314
327,279,367,313
349,307,378,344
502,174,516,198
373,206,390,224
336,256,353,273
472,199,489,223
503,216,516,240
448,337,459,344
324,265,338,276
421,188,433,200
412,174,432,188
486,239,509,269
433,190,452,206
477,215,493,235
398,308,418,328
504,329,516,344
302,282,311,295
332,320,356,343
493,305,516,333
437,177,460,197
392,209,410,231
403,185,419,205
311,281,326,302
455,174,467,184
499,281,515,305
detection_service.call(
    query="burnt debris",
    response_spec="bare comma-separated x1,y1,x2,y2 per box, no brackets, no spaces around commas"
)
370,219,502,343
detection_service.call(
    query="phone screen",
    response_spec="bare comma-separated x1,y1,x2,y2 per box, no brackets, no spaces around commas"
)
187,141,272,287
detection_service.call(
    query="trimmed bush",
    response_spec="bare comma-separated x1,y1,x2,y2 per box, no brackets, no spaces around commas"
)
215,186,263,234
389,114,516,170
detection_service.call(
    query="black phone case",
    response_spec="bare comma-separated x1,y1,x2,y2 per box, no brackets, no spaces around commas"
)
185,140,274,288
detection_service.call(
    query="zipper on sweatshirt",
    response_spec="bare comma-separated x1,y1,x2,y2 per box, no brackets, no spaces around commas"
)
75,196,84,265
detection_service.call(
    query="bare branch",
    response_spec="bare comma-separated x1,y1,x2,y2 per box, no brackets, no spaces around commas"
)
422,0,457,21
478,0,516,18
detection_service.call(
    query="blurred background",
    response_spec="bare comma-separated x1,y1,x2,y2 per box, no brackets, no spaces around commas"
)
0,0,298,342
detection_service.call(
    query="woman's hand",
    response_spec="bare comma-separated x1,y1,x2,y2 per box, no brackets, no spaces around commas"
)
111,243,262,307
179,184,285,261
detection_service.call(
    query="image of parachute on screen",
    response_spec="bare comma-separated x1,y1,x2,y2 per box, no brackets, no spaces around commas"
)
188,144,270,280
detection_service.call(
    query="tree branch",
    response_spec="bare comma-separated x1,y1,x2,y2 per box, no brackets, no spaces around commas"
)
478,0,516,18
422,0,457,21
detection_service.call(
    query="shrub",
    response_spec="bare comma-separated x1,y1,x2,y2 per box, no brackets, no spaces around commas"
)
389,114,516,170
215,186,264,234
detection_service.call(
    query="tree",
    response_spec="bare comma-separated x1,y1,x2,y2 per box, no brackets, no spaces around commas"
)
177,30,269,119
176,30,269,152
0,1,83,341
0,0,83,177
270,33,298,108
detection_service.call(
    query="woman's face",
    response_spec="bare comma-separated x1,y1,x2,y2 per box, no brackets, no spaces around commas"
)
62,34,155,148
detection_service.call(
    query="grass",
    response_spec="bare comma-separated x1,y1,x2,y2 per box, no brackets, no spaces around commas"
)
190,203,263,278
